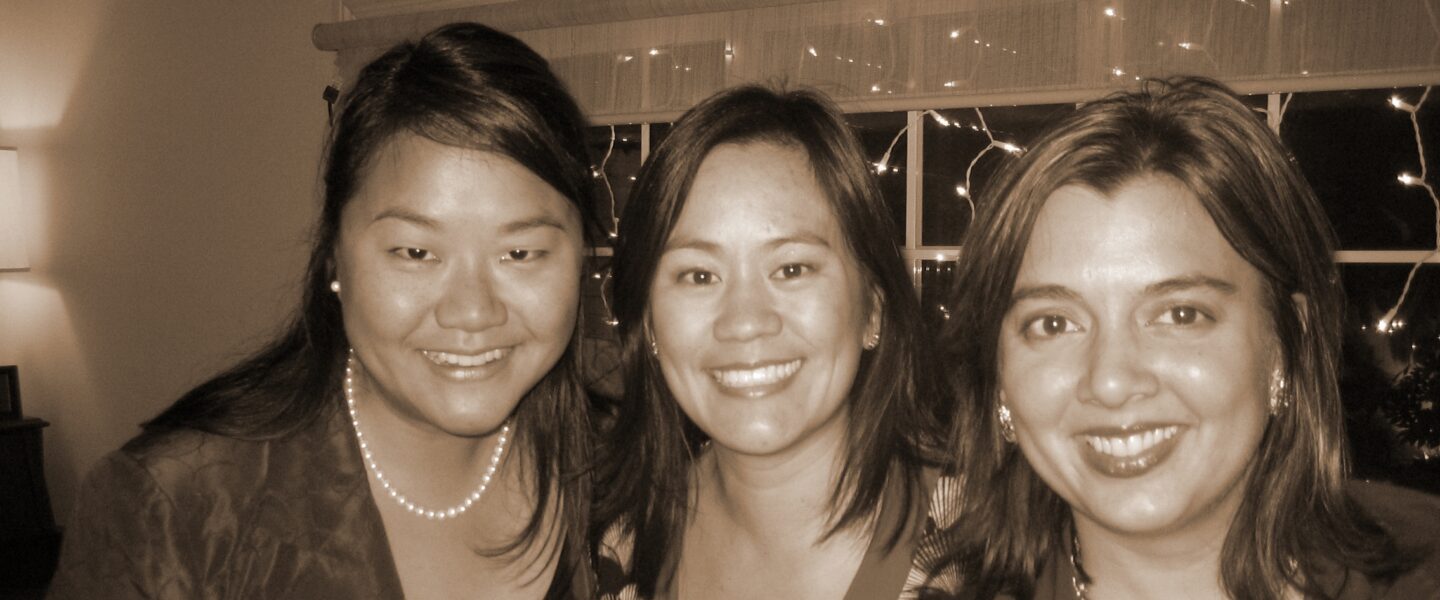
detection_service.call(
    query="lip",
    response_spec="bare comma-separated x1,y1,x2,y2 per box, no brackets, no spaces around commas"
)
707,358,804,398
420,348,513,380
1075,423,1185,478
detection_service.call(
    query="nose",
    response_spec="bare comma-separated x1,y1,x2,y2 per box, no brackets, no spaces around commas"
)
435,263,507,332
1077,324,1158,408
712,271,782,343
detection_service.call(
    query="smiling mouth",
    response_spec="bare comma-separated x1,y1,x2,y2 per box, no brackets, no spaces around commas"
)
709,359,803,392
1083,425,1180,458
421,349,509,368
1078,425,1183,477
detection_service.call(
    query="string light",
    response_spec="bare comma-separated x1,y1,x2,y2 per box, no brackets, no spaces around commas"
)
868,109,1028,222
592,125,620,241
1375,87,1437,335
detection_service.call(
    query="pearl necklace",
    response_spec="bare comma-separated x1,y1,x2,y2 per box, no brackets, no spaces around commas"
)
345,350,511,520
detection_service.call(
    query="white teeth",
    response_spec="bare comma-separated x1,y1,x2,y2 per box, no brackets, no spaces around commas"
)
710,360,802,389
423,349,506,368
1084,426,1179,457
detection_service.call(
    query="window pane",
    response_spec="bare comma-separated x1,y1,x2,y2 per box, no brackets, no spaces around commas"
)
581,255,623,399
847,111,908,245
587,124,643,246
1340,264,1440,494
1281,87,1437,250
650,122,674,153
918,259,959,334
920,103,1074,246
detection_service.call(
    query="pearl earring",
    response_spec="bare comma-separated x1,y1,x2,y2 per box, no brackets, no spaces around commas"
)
863,331,880,350
329,280,341,293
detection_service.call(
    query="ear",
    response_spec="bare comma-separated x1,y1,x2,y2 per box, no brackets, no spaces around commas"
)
865,287,884,341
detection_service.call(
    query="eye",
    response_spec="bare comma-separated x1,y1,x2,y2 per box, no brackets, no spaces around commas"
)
1022,314,1081,339
502,248,547,262
391,247,436,262
679,269,718,286
773,263,813,280
1154,305,1210,327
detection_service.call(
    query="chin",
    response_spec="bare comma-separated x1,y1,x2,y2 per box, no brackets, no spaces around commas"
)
708,423,793,456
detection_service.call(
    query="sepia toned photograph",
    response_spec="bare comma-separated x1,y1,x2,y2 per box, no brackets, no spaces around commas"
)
2,1,1438,598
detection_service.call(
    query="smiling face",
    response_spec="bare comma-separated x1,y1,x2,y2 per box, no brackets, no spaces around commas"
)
649,141,877,459
334,134,583,437
999,175,1276,541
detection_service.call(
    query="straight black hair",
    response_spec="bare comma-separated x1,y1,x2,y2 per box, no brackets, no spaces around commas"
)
596,84,943,597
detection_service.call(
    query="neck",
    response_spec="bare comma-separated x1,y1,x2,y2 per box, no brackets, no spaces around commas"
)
1071,499,1239,600
697,424,852,543
351,371,517,508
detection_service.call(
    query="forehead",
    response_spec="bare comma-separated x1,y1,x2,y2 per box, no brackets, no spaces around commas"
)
670,141,840,245
347,133,578,227
1017,175,1262,293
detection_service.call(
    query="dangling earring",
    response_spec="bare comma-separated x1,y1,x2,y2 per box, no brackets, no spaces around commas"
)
329,280,341,293
997,403,1017,443
1268,369,1289,416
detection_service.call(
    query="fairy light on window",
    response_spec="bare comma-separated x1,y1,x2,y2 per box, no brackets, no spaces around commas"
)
1376,87,1437,334
869,109,1026,221
592,125,620,241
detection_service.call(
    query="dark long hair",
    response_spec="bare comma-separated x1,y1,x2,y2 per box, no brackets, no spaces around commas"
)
138,22,600,595
596,84,942,597
931,76,1409,599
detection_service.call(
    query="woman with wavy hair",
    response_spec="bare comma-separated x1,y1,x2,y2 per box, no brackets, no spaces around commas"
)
595,84,947,599
50,22,600,599
928,76,1439,599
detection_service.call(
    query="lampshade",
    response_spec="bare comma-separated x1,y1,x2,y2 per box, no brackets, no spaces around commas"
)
0,147,29,271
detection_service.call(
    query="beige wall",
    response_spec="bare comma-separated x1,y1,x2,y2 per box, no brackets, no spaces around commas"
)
0,0,339,521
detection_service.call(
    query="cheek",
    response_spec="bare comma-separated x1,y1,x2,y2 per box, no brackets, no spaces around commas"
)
342,272,431,341
787,275,871,349
648,285,707,354
1162,347,1269,423
511,264,583,338
999,337,1075,427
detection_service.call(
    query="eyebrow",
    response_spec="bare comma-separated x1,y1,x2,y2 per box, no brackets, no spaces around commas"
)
663,232,833,254
1010,274,1238,305
372,211,568,234
1143,274,1238,296
373,207,439,228
1010,284,1082,304
499,216,569,234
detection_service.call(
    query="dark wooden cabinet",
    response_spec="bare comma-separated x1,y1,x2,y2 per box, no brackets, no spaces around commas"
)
0,418,61,590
